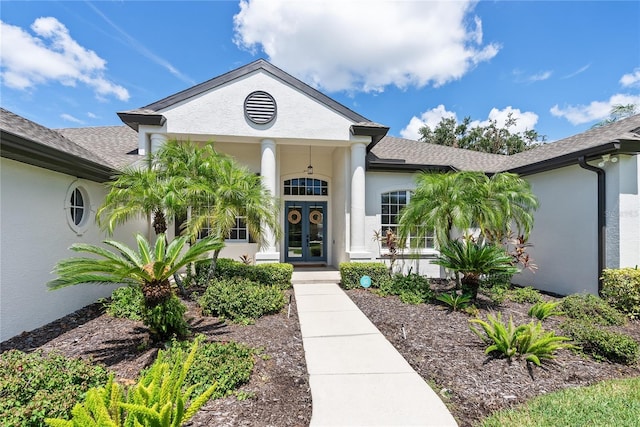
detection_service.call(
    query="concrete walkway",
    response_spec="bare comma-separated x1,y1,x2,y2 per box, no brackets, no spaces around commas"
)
293,277,458,426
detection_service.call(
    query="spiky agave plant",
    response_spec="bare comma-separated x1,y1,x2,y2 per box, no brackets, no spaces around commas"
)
48,233,223,339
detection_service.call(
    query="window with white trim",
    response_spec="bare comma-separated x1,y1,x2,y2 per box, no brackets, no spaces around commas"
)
381,190,434,249
198,215,248,242
65,184,90,234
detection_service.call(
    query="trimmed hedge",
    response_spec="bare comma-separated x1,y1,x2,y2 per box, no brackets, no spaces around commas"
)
601,268,640,320
561,294,626,326
379,273,434,304
339,262,390,290
560,320,639,365
196,258,293,289
198,277,286,324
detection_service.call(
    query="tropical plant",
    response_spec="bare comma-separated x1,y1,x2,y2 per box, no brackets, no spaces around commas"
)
436,291,473,311
45,340,217,427
398,171,538,249
48,233,223,340
470,313,573,366
528,301,563,321
433,237,519,300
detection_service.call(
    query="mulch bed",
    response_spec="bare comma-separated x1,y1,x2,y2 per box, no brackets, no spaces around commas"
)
346,287,640,426
2,285,640,426
0,289,312,427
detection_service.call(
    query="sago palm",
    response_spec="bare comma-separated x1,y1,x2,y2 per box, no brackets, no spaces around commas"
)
433,237,519,300
48,233,223,339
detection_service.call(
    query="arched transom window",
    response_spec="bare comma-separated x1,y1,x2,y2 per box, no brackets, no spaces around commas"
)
284,178,328,196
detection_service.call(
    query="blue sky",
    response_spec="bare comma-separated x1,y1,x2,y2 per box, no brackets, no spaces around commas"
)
1,1,639,142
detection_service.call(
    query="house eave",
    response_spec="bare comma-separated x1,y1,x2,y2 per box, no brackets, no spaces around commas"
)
117,112,167,132
1,130,114,182
367,159,455,173
506,141,640,176
351,124,390,150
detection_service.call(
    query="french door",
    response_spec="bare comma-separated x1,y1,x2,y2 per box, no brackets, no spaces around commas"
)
285,201,327,263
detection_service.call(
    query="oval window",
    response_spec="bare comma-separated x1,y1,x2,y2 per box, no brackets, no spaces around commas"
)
66,184,90,234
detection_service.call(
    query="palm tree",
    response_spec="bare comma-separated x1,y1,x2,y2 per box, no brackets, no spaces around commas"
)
48,233,223,340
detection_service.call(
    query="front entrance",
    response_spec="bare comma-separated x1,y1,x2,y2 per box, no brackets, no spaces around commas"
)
285,201,327,263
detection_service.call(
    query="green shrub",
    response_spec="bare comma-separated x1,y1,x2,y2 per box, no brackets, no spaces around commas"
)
0,350,109,426
561,320,639,365
507,286,544,304
480,282,510,305
339,262,390,290
470,313,573,366
251,263,293,289
197,259,293,289
561,294,626,326
103,285,144,320
379,273,434,304
436,292,473,311
141,294,189,340
157,339,255,398
198,278,286,324
45,340,217,427
481,272,514,289
601,268,640,319
528,301,563,321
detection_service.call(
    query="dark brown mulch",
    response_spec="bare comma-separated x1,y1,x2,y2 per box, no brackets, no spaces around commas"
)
0,289,311,427
346,288,640,427
3,285,640,426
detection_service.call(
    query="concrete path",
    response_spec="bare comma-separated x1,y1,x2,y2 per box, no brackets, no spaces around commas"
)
293,280,458,426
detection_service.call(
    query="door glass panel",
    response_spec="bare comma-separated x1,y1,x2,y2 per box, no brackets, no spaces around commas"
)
308,204,324,258
287,205,303,258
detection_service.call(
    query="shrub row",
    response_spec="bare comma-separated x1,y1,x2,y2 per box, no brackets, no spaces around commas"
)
560,320,639,365
0,350,109,426
561,293,626,326
377,273,434,304
198,277,286,324
601,267,640,320
339,262,390,289
197,258,293,289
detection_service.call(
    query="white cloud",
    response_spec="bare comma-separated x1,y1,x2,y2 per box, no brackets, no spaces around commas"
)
400,105,538,140
512,69,553,83
60,113,84,124
527,71,552,82
400,105,457,140
0,17,129,101
620,68,640,87
87,112,97,119
550,93,640,125
562,63,590,79
233,0,499,92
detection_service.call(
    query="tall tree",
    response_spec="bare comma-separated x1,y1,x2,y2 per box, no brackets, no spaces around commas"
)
418,113,543,155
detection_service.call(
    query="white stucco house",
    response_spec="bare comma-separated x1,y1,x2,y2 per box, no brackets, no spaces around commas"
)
2,59,639,341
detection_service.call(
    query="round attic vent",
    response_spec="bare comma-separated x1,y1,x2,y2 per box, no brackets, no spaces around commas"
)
244,91,277,124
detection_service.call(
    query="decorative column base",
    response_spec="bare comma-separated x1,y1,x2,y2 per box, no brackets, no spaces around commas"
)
255,252,281,264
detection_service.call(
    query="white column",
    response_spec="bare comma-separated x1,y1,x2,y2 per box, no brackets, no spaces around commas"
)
349,142,370,259
255,139,280,263
150,133,168,154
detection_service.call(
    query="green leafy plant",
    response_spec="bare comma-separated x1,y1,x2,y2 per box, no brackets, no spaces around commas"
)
198,278,286,324
480,281,510,305
48,233,223,341
560,320,639,365
561,294,626,326
155,339,254,398
507,286,544,304
601,267,640,319
470,313,572,366
434,238,519,300
436,291,474,311
339,262,390,290
197,258,293,289
0,350,109,427
45,339,217,427
528,301,562,321
102,285,144,320
378,273,434,304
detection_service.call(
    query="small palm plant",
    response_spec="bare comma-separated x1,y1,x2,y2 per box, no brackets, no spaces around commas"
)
434,237,519,300
48,233,223,340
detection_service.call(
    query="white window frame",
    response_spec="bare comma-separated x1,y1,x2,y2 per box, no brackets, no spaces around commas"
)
380,190,435,251
65,182,91,235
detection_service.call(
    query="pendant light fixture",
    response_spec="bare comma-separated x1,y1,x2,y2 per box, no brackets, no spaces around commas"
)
307,146,313,175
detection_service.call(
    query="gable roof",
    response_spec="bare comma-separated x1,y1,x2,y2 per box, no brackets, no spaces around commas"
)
118,59,375,132
0,108,115,182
